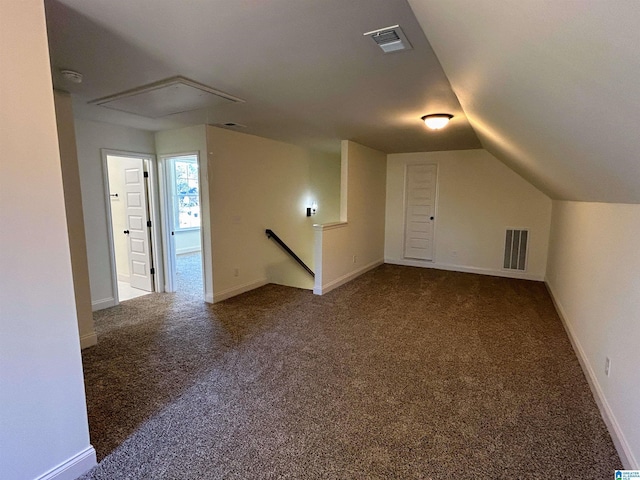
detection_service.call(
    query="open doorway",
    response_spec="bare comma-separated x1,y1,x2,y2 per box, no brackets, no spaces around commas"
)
104,151,160,303
159,153,204,296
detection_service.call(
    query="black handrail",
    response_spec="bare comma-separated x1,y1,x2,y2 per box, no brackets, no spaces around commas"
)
265,229,315,278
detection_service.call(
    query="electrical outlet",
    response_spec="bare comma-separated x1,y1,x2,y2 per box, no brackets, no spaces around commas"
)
605,357,611,377
352,255,357,264
233,268,239,277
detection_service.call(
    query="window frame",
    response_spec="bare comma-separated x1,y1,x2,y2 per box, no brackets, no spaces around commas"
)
170,155,201,231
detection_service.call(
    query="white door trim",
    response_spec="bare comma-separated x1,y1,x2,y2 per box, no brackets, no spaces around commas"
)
157,154,177,292
158,152,207,298
146,157,164,293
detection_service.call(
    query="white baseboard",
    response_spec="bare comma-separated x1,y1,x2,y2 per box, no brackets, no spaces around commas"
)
91,297,115,311
80,331,98,349
314,259,383,295
36,446,96,480
117,273,130,283
213,278,268,303
384,257,544,281
205,292,214,304
545,280,637,469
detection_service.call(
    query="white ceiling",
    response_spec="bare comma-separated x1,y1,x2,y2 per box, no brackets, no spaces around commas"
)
46,0,640,203
44,0,481,155
409,0,640,203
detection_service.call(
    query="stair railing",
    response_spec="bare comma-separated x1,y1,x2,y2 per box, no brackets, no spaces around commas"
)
265,229,314,278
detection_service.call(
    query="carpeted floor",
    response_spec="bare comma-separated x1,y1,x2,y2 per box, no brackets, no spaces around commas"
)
176,251,204,298
80,264,621,479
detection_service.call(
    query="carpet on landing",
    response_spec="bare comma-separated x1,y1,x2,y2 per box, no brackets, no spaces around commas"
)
80,263,621,479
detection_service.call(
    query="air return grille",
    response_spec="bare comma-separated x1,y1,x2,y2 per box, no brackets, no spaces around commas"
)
363,25,413,53
372,30,400,46
503,229,528,271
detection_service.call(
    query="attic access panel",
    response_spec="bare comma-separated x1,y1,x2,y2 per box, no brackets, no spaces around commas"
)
90,76,245,118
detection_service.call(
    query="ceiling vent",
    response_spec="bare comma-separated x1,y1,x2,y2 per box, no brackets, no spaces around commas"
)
364,25,412,53
89,76,245,118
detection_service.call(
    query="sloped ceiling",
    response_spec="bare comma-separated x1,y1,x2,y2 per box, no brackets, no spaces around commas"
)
409,0,640,203
45,0,481,154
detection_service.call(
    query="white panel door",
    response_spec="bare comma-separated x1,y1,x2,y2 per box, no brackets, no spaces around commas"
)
124,160,154,292
404,164,437,260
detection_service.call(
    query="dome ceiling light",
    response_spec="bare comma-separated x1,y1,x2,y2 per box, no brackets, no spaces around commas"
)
422,113,453,130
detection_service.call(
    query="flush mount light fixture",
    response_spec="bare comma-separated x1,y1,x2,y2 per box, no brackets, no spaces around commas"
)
422,114,453,130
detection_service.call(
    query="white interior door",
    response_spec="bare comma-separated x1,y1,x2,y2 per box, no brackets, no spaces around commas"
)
404,164,437,260
124,159,154,292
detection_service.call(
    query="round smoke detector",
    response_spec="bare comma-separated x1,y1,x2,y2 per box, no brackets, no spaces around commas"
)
60,69,83,84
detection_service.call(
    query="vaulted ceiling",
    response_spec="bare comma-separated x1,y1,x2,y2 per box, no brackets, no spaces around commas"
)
44,0,480,155
409,0,640,203
45,0,640,203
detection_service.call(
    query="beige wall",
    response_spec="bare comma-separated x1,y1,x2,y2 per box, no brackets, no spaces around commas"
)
546,201,640,468
53,91,97,349
314,140,387,294
385,150,552,280
0,1,95,477
206,126,340,300
75,122,339,305
75,119,155,309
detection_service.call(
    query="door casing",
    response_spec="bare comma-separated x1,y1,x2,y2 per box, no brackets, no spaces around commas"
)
403,163,438,261
158,152,205,295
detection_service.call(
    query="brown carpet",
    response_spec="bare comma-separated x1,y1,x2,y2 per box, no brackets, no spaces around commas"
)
80,264,620,479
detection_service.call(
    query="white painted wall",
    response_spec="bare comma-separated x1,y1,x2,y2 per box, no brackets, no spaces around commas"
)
106,156,133,281
409,0,640,204
314,140,387,294
74,119,155,309
53,91,97,349
0,1,95,478
206,126,340,301
175,229,201,254
385,150,552,280
546,201,640,468
155,125,212,300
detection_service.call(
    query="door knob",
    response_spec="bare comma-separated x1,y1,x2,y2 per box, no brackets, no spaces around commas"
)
123,230,130,234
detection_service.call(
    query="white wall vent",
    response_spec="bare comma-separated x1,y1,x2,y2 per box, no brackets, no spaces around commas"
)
503,229,529,271
363,25,413,53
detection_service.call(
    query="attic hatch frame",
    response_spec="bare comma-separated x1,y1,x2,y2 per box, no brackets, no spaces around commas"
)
89,75,245,118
